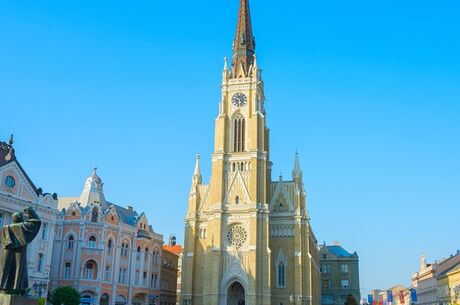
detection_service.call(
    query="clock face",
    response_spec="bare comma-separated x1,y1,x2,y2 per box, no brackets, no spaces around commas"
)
232,93,247,107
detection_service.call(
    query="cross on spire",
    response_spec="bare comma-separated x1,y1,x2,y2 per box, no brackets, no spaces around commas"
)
232,0,255,75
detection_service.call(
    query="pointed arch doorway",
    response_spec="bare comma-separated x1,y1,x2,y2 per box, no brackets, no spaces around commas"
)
227,281,245,305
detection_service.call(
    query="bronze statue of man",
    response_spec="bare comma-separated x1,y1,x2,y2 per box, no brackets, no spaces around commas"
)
0,206,41,294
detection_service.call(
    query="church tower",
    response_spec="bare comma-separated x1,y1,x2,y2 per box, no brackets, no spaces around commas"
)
181,1,320,305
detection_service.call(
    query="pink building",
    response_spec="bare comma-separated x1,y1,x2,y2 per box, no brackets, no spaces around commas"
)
50,169,164,305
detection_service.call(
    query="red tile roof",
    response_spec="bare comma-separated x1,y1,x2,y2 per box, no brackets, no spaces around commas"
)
163,244,184,256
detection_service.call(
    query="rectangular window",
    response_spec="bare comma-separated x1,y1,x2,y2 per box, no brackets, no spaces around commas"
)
321,264,331,274
135,271,140,285
119,268,123,283
64,263,71,279
341,280,349,289
154,273,158,288
105,266,110,281
323,280,331,289
143,272,147,286
341,264,349,273
41,223,48,240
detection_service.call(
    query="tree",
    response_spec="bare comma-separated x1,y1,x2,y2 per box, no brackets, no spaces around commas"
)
345,294,359,305
50,286,81,305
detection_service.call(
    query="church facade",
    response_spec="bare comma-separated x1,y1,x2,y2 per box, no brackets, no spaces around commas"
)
180,1,321,305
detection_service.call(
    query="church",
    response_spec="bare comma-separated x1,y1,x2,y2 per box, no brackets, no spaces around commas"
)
180,1,321,305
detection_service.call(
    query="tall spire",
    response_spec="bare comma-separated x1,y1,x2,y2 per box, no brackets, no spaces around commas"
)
192,155,202,184
292,150,302,180
232,0,255,76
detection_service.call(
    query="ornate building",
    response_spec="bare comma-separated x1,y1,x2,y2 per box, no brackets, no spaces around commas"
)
0,135,59,299
180,1,321,305
50,169,164,305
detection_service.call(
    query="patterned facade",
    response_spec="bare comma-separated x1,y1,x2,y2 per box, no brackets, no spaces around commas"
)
0,136,59,298
180,1,321,305
319,244,360,305
50,169,164,305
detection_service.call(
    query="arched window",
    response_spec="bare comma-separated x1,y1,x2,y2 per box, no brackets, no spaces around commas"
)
108,239,113,253
67,235,74,250
145,248,149,261
137,246,141,259
91,208,98,222
71,211,76,216
84,260,97,279
277,262,286,287
233,114,245,152
235,196,240,205
37,253,44,272
88,236,96,248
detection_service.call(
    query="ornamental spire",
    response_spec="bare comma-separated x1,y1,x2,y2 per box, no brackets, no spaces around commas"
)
232,0,255,76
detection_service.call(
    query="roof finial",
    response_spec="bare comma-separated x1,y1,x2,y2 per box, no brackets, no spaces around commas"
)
223,57,228,71
8,134,14,146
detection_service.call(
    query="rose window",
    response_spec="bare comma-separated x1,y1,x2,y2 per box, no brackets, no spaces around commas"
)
227,225,247,248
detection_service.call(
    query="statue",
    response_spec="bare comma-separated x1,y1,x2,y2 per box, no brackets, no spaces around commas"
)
0,207,41,295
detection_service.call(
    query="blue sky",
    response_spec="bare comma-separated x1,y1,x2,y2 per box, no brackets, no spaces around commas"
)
1,0,459,296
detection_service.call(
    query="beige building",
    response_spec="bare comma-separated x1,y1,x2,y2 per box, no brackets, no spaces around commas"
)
319,244,360,305
180,0,320,305
0,136,59,299
50,169,164,305
412,253,460,305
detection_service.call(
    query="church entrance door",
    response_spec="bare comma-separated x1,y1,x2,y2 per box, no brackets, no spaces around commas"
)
227,281,245,305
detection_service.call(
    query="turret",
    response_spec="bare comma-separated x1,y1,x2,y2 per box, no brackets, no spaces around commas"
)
79,167,106,207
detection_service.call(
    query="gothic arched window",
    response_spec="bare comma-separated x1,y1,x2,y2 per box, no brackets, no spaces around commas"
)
233,114,245,152
277,262,286,287
235,196,240,205
108,239,113,253
67,235,74,250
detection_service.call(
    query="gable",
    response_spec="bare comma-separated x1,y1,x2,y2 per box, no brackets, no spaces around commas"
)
0,161,38,202
224,170,252,205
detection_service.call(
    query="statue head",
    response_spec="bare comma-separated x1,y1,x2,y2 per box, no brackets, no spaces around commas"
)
12,212,24,223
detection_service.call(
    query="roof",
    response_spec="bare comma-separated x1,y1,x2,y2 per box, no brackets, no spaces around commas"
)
0,137,39,195
326,245,354,257
163,244,184,256
112,202,139,226
436,255,460,276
